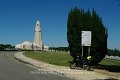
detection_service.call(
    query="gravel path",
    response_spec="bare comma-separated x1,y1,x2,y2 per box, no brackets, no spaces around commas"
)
14,52,120,80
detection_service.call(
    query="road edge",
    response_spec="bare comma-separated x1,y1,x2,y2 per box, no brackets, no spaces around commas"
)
14,52,119,80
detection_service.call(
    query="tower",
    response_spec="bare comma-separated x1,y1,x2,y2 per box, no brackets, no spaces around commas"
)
34,20,42,49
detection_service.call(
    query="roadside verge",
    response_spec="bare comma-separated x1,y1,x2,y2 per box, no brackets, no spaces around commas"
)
14,52,119,80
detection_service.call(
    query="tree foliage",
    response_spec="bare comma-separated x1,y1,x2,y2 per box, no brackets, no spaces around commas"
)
67,7,108,65
107,49,120,57
49,47,69,51
0,44,14,50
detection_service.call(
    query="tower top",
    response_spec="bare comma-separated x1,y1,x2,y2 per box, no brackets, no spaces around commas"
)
36,20,40,27
35,20,41,31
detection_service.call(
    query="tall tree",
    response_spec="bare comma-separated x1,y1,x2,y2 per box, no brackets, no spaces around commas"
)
67,7,81,59
67,7,108,65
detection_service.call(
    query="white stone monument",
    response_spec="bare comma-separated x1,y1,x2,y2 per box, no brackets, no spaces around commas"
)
15,20,49,51
34,20,42,50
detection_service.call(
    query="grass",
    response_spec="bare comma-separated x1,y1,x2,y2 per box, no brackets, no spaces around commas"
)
98,59,120,72
99,59,120,66
23,51,120,72
23,51,73,66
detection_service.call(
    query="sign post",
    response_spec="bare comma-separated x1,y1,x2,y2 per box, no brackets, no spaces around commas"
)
81,31,92,58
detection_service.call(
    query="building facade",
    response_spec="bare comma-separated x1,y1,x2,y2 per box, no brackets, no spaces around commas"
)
15,20,49,51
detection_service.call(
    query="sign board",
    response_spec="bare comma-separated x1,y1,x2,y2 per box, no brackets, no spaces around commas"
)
81,31,91,46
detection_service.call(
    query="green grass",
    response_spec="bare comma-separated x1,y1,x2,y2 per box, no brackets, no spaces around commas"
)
97,59,120,72
99,59,120,66
23,51,73,66
23,51,120,72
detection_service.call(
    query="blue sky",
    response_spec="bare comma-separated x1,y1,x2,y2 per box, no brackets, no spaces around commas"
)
0,0,120,50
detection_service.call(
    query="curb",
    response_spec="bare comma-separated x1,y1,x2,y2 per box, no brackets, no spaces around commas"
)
14,52,118,80
13,52,30,64
13,52,67,76
13,52,46,69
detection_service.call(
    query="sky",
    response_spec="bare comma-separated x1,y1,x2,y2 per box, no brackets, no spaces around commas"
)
0,0,120,50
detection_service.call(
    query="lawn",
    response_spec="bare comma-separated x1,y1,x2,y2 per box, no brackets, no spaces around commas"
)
98,59,120,72
99,59,120,66
23,51,73,66
23,51,120,71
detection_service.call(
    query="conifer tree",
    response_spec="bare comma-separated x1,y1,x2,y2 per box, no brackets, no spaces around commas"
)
67,7,108,64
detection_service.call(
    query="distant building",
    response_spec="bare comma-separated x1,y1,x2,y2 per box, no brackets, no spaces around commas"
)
15,20,49,51
105,55,120,61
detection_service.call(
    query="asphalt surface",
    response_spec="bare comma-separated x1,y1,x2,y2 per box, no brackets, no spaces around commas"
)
0,51,74,80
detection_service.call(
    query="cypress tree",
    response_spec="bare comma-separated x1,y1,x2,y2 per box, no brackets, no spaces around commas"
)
67,7,108,65
67,7,81,59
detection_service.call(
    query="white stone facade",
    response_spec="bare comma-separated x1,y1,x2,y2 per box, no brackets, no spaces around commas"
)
15,20,49,51
105,55,120,61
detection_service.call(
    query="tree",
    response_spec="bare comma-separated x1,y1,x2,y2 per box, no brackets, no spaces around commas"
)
107,49,120,57
67,7,108,65
0,44,15,50
67,7,81,60
0,44,5,50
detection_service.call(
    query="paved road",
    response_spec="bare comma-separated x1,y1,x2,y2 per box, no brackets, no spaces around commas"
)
0,51,73,80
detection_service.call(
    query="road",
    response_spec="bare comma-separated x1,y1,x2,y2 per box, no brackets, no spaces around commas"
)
0,51,73,80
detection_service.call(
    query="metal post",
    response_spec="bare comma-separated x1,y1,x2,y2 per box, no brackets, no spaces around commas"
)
81,46,83,59
88,46,90,56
